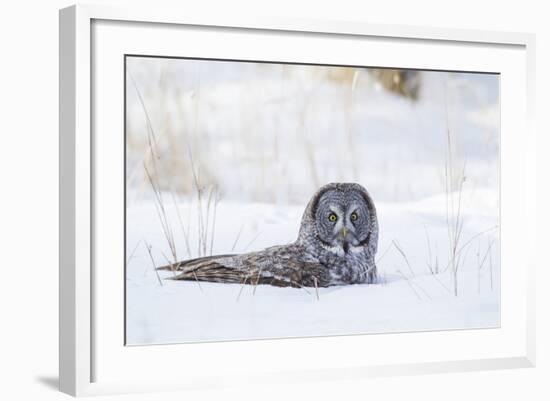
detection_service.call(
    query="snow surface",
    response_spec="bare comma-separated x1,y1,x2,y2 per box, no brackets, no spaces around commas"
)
126,187,499,345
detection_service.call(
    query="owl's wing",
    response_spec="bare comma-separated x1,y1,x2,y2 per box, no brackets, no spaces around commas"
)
157,246,331,288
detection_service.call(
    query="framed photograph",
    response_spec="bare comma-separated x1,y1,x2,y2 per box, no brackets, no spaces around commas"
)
59,4,536,396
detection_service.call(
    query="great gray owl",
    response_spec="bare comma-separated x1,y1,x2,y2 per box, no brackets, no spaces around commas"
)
158,182,379,287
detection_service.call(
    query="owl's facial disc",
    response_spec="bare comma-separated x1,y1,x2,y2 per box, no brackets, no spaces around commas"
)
314,189,371,254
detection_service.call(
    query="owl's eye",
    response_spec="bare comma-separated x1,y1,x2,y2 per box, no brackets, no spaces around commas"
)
328,213,337,222
350,212,358,221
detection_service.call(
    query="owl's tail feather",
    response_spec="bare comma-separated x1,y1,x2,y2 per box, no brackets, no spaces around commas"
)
157,255,251,285
156,254,236,272
171,264,247,284
156,255,309,287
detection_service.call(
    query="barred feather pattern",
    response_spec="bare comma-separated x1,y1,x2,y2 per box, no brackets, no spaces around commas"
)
157,183,378,287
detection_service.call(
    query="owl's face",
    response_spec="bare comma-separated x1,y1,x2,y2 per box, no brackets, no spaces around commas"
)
314,188,373,254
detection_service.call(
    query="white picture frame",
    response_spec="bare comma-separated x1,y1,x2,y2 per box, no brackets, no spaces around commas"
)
59,4,536,397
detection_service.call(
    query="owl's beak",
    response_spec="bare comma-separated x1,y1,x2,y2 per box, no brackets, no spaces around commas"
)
340,227,352,253
340,227,348,238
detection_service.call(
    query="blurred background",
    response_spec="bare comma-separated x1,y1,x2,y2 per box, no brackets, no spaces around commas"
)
125,57,499,206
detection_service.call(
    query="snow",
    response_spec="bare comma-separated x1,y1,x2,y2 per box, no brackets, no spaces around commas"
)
126,189,499,345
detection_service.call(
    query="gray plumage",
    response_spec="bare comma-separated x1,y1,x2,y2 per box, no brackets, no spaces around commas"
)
158,182,379,287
